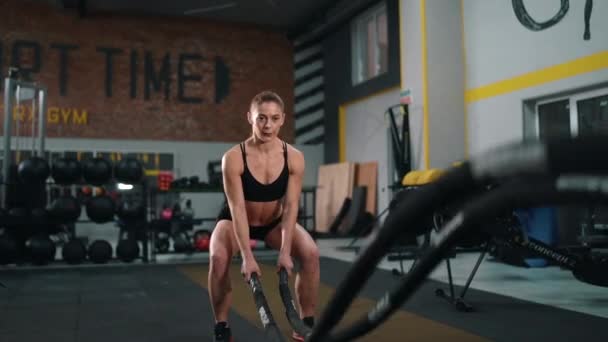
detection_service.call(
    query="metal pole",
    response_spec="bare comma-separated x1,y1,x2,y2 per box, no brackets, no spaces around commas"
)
31,88,37,156
2,77,15,208
38,87,47,156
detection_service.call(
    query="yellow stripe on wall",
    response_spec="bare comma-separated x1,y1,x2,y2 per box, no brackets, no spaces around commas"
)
420,0,430,170
465,50,608,103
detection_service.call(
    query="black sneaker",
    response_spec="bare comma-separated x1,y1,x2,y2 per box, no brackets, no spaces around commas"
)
292,316,314,341
214,322,232,342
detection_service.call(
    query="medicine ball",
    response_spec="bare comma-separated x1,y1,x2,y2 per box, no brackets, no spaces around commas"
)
155,232,170,253
116,201,144,221
30,207,48,224
194,230,211,251
116,239,140,263
80,186,93,197
18,157,50,183
8,207,28,218
49,195,82,222
160,207,173,221
62,239,87,264
83,157,113,186
173,232,192,253
0,234,20,265
52,157,82,184
26,235,56,265
193,229,210,240
188,176,200,187
86,196,116,223
195,237,210,251
114,158,144,184
88,240,113,264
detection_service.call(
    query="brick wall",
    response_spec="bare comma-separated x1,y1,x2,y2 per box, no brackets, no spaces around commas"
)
0,0,295,142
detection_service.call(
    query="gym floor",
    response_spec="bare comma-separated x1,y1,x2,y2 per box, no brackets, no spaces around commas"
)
1,239,607,342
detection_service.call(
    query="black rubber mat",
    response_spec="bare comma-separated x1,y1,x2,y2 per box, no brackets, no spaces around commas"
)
2,257,607,342
318,257,608,342
0,265,267,342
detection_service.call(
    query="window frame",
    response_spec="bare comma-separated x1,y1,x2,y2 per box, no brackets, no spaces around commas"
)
534,87,608,139
350,2,388,86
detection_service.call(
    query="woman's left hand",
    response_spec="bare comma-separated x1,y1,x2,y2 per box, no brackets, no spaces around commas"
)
278,252,294,276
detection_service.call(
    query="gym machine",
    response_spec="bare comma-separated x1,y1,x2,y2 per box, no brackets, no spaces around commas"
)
1,67,48,209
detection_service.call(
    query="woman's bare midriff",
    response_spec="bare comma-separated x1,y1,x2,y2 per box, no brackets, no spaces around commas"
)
245,199,283,227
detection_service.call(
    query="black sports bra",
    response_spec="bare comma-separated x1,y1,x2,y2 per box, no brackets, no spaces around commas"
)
240,141,289,202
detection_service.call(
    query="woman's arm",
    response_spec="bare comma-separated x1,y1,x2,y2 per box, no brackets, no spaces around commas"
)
279,146,306,256
222,148,254,260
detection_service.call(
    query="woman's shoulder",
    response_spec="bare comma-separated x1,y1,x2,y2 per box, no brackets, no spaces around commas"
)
221,144,245,173
283,141,303,159
283,141,305,173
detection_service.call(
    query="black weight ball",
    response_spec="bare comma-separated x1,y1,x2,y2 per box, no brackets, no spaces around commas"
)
172,177,189,189
155,232,170,253
83,157,113,186
116,201,144,221
30,207,48,224
18,157,50,183
52,157,82,184
0,235,20,265
173,232,192,253
7,207,28,225
8,207,28,218
116,239,140,263
88,240,113,264
62,239,87,264
188,176,200,187
114,158,144,184
26,235,56,265
0,208,6,221
86,196,116,223
49,195,82,222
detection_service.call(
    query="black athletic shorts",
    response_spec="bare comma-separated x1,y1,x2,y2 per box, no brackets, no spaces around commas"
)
216,203,281,241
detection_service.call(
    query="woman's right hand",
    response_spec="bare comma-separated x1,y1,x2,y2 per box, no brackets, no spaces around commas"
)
241,256,262,282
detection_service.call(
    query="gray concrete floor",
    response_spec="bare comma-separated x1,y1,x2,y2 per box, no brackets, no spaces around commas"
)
316,237,608,319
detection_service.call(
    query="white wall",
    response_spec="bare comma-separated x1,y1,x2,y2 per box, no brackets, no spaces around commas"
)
426,0,466,168
463,0,608,155
400,0,465,169
345,88,400,218
464,0,607,89
399,0,608,162
400,0,425,170
340,0,466,220
468,69,608,154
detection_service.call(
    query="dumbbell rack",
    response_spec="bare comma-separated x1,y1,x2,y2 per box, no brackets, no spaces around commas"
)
148,187,279,264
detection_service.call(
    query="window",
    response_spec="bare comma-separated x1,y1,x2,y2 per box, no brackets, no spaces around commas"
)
535,87,608,140
536,98,570,141
351,2,388,85
533,87,608,238
576,93,608,137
